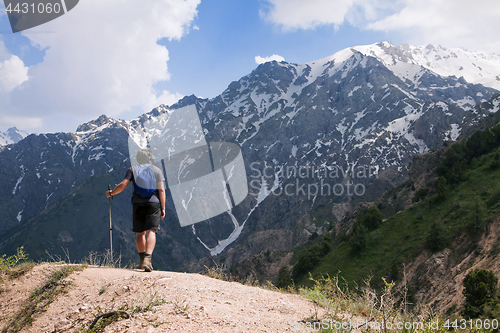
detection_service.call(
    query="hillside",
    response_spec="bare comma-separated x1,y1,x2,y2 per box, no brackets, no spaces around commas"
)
0,263,323,332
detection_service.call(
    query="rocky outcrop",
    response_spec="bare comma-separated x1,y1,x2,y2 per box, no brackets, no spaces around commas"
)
407,148,444,190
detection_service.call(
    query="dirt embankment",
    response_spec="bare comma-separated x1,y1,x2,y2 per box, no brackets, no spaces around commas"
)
0,264,324,332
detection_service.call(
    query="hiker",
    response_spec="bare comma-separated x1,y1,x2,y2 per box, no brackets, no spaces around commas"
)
106,149,165,272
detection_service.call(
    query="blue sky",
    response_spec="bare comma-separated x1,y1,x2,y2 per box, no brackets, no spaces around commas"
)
0,0,499,134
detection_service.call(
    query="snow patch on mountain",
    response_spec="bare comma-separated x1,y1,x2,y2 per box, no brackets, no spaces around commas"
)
445,124,461,141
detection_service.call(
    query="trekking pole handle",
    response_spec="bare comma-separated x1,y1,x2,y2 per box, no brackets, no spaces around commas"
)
108,184,113,199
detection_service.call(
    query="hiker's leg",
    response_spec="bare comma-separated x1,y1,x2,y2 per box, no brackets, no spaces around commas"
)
136,231,146,253
143,229,156,272
145,229,156,255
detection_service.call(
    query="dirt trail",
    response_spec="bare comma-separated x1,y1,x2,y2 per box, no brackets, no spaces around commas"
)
0,264,324,332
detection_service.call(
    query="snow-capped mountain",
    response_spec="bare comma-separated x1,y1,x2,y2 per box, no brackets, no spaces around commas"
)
1,42,499,270
0,127,29,146
196,41,497,189
345,42,500,91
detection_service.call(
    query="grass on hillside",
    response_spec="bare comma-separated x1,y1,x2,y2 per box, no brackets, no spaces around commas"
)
299,274,500,333
0,247,34,284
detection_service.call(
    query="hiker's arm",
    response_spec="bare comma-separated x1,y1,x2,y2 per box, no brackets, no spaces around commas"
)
106,179,130,198
158,181,166,220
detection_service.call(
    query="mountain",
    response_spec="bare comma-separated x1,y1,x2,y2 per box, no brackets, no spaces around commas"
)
0,127,29,146
0,42,499,272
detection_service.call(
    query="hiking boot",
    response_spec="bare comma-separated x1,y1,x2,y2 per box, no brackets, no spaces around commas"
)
143,257,153,272
136,253,145,270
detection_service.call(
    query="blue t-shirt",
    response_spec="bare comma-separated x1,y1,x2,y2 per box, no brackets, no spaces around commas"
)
125,165,165,204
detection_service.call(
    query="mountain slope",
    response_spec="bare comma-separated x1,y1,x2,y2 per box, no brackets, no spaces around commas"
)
0,42,499,272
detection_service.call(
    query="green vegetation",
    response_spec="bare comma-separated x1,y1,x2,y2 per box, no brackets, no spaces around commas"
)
276,266,293,289
85,311,130,333
85,290,174,332
81,249,124,268
413,188,429,203
426,221,448,252
203,263,235,282
357,205,385,231
462,269,499,319
0,246,34,282
292,234,332,281
437,122,500,186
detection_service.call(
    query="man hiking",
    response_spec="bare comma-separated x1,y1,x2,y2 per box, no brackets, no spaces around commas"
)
106,149,165,272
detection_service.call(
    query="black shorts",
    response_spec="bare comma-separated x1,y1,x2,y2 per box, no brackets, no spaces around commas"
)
132,203,161,233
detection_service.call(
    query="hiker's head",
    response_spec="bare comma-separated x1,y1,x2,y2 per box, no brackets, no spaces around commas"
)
136,149,153,164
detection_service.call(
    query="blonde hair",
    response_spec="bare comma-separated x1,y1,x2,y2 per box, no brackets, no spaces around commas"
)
136,149,153,164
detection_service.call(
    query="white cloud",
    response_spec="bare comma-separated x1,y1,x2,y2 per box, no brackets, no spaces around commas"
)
261,0,354,30
0,39,12,60
0,0,200,132
367,0,500,53
255,54,286,64
262,0,500,54
0,114,42,130
144,90,185,113
0,42,29,93
0,56,29,93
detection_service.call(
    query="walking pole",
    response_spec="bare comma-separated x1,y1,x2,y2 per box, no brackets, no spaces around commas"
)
108,184,113,263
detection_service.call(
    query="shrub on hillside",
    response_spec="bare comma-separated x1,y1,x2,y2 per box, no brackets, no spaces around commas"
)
490,151,500,170
437,124,500,186
436,177,450,201
292,238,332,280
412,188,429,203
357,206,384,231
276,266,292,289
462,268,499,318
0,247,33,280
426,221,447,252
466,198,487,236
347,207,382,255
349,224,367,254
